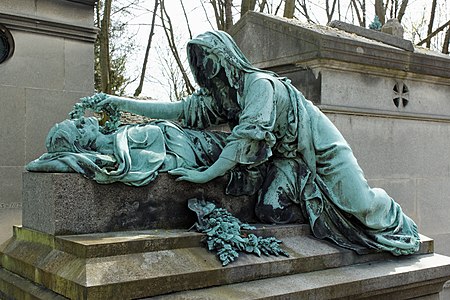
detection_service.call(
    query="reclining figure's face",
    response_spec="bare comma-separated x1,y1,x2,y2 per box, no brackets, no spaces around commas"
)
46,117,101,153
74,117,100,150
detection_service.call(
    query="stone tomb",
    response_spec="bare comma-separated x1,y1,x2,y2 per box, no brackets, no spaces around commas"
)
2,11,450,299
1,172,450,299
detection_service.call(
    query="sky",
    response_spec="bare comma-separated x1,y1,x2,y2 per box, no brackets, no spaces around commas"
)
120,0,447,100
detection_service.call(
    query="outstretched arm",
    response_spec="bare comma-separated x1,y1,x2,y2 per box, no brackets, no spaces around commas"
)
102,96,184,120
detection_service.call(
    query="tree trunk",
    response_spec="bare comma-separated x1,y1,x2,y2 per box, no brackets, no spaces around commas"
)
283,0,295,19
375,0,385,25
99,0,112,94
325,0,338,23
241,0,256,17
259,0,267,12
134,0,159,97
210,0,225,30
225,0,233,31
397,0,408,23
426,0,438,48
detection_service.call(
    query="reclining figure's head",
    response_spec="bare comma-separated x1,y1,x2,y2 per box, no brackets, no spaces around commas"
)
46,117,100,153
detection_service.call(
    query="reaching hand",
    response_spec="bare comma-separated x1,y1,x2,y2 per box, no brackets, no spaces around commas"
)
168,168,214,184
97,95,126,111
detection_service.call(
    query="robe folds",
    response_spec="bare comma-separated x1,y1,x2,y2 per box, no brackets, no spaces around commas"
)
181,71,420,256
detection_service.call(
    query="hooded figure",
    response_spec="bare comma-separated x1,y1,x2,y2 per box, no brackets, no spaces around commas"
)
179,31,420,255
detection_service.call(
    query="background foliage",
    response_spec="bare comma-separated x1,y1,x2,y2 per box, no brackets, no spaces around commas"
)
94,0,450,98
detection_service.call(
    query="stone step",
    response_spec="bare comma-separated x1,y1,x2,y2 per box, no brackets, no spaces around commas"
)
152,253,450,300
57,223,312,258
0,225,434,299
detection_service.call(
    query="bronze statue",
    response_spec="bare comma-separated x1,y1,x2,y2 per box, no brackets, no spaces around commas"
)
28,31,420,256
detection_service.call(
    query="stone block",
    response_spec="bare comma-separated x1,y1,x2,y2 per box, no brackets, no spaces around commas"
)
368,178,417,222
64,39,95,92
0,31,65,90
36,0,95,27
320,69,450,118
0,167,22,244
329,20,410,50
416,178,450,237
428,233,450,257
0,0,36,17
24,89,88,162
22,172,258,235
0,86,26,166
327,113,450,180
160,253,450,300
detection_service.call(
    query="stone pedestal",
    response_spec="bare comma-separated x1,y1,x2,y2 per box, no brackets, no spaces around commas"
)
0,225,449,299
22,172,258,235
2,173,450,299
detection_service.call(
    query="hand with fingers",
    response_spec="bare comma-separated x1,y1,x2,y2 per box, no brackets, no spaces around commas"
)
168,168,214,184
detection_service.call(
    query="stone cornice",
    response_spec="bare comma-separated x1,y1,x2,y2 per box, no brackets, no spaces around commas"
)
63,0,97,5
231,12,450,79
0,12,98,42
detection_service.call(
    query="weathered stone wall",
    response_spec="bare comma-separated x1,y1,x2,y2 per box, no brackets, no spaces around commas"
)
0,0,96,243
230,12,450,257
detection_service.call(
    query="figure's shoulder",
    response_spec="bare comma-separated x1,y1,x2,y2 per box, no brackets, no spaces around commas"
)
245,72,275,83
243,72,277,95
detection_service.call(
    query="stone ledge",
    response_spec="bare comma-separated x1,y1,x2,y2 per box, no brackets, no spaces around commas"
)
22,172,258,235
0,226,443,299
63,0,96,5
328,20,414,52
156,253,450,299
0,12,98,42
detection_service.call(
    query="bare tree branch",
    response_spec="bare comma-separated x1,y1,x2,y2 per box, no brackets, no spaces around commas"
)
296,0,312,23
180,0,193,40
199,0,215,29
443,25,450,54
426,0,438,48
418,19,450,46
274,0,283,15
134,0,159,97
350,0,365,27
326,0,338,23
160,0,195,94
99,0,112,93
258,0,268,12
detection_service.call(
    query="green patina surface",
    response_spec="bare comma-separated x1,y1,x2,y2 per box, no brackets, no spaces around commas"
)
188,198,288,266
26,30,420,256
